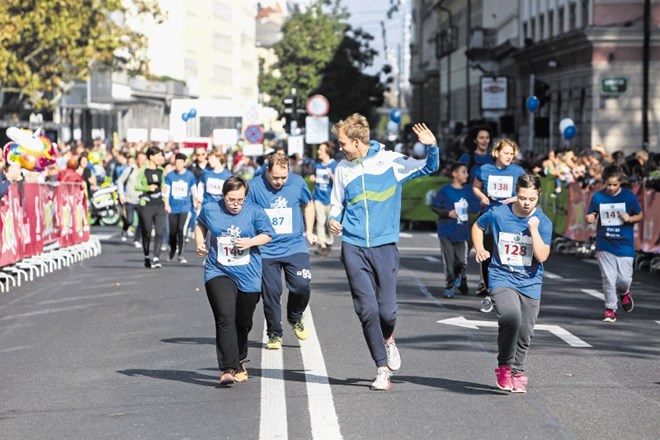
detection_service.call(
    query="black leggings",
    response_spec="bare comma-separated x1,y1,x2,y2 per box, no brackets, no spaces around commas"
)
121,202,140,237
137,203,166,258
168,212,190,257
205,276,260,372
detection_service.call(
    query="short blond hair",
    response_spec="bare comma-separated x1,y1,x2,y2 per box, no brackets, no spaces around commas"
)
492,138,519,158
332,113,370,145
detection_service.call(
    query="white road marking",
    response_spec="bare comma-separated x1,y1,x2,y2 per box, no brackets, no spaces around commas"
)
582,289,605,301
0,303,100,320
93,233,115,241
399,232,413,238
583,259,598,265
437,316,592,348
543,271,562,279
260,324,287,440
424,256,440,262
300,311,343,440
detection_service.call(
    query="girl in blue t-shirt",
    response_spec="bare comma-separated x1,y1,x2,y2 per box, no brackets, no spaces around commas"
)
472,139,527,308
198,149,233,206
472,174,552,393
195,176,274,386
585,165,644,323
458,126,493,183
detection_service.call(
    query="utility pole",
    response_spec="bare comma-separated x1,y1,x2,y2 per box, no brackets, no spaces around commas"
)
528,74,535,152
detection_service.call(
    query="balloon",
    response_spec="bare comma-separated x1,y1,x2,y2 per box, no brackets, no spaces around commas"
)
3,127,56,172
188,108,197,118
413,142,426,158
563,125,577,140
559,118,574,133
387,120,399,133
181,112,189,122
526,96,540,112
389,109,402,123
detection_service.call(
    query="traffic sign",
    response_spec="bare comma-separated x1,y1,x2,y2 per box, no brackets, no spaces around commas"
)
306,94,329,116
244,125,265,144
305,116,329,144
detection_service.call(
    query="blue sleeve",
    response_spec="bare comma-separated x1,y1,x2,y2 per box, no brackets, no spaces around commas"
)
0,176,10,199
540,215,553,245
476,210,492,232
458,153,469,164
255,207,275,236
164,172,173,185
432,187,446,209
300,180,312,204
588,193,599,214
197,208,209,229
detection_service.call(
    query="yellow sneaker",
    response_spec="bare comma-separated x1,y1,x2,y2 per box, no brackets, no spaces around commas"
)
234,360,249,383
289,319,308,340
266,335,282,350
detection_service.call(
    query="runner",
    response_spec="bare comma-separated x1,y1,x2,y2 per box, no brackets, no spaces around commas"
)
585,165,644,322
134,146,166,268
246,150,316,350
198,149,232,207
309,141,338,256
195,176,274,385
164,153,199,264
471,174,552,393
472,139,526,311
327,115,439,391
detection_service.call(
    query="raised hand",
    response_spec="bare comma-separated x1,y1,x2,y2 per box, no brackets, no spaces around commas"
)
412,123,437,146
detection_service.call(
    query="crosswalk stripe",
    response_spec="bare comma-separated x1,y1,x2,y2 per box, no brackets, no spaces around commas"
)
582,289,605,301
260,324,287,440
300,311,343,440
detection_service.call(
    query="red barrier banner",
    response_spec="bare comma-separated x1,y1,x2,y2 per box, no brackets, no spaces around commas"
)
564,183,597,242
56,183,89,247
637,181,660,253
21,183,44,258
41,184,60,245
0,186,23,266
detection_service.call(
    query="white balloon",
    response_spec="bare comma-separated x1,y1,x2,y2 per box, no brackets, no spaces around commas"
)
6,127,44,151
387,120,399,133
559,118,574,133
413,142,426,158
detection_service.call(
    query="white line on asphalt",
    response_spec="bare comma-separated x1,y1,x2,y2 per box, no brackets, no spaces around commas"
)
399,232,413,238
582,289,605,301
93,233,115,241
424,256,440,262
656,321,660,325
260,324,287,440
300,311,343,440
38,291,133,305
0,303,100,320
437,316,592,347
543,271,562,279
583,260,598,265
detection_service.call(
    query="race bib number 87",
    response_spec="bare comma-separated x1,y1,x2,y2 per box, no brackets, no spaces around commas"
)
497,232,533,266
265,207,293,234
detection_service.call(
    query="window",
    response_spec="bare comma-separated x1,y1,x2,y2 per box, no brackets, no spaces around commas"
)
539,14,545,40
559,6,565,34
548,11,554,38
569,3,576,31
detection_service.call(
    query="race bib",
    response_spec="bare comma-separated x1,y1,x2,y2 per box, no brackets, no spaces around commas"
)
265,207,293,234
216,236,250,266
316,169,331,191
599,202,625,226
206,178,225,195
498,232,533,266
454,198,469,223
488,175,514,199
171,180,188,199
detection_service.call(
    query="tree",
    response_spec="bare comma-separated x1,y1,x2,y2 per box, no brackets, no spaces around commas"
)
258,0,390,123
0,0,164,116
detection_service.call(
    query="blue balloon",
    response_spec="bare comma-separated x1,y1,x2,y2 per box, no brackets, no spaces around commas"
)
390,109,402,123
526,96,540,112
181,112,189,122
563,125,577,140
188,108,197,118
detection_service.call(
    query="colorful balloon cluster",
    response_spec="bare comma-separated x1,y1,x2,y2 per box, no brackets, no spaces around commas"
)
181,108,197,122
559,118,577,141
3,127,56,172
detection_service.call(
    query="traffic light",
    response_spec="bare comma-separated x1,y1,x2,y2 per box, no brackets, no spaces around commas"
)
283,96,297,133
535,80,551,107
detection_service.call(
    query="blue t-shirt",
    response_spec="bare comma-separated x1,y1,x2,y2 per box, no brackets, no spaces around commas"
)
459,151,494,182
588,188,641,257
199,168,233,206
476,163,526,212
476,204,553,299
312,159,337,205
165,169,198,214
246,172,312,259
197,201,274,291
432,183,475,242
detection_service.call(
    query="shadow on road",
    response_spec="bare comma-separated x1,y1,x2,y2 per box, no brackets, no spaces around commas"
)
117,368,221,388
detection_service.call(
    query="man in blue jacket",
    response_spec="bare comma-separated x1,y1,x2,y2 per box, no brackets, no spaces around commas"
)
328,113,439,391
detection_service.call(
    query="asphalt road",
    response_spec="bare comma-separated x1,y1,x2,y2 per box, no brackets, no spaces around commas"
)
0,227,658,439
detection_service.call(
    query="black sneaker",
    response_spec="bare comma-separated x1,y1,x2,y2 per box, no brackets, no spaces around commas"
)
458,277,469,295
144,257,152,268
152,257,162,269
620,292,634,312
168,248,176,261
476,283,489,296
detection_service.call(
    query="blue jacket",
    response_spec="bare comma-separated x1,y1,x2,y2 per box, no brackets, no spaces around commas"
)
329,140,439,247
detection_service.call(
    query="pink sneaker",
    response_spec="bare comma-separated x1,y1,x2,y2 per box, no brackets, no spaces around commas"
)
512,373,528,393
495,365,513,391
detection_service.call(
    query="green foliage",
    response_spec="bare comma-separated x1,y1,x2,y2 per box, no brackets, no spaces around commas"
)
0,0,163,113
259,0,390,122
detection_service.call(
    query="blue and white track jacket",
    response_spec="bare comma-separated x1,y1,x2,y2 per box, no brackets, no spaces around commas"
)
329,140,439,248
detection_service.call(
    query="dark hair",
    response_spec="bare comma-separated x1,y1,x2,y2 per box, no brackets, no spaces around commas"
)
222,175,249,196
174,153,187,162
320,141,336,157
602,164,627,182
515,174,542,194
146,146,162,159
450,162,468,173
465,126,492,171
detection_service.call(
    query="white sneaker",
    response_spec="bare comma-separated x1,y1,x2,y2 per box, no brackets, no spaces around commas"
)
133,241,141,248
384,338,401,371
371,366,392,391
480,296,494,313
178,256,188,264
152,258,162,269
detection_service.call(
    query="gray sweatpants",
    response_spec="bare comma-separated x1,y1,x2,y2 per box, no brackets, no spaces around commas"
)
492,287,541,375
595,251,634,311
439,238,468,287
